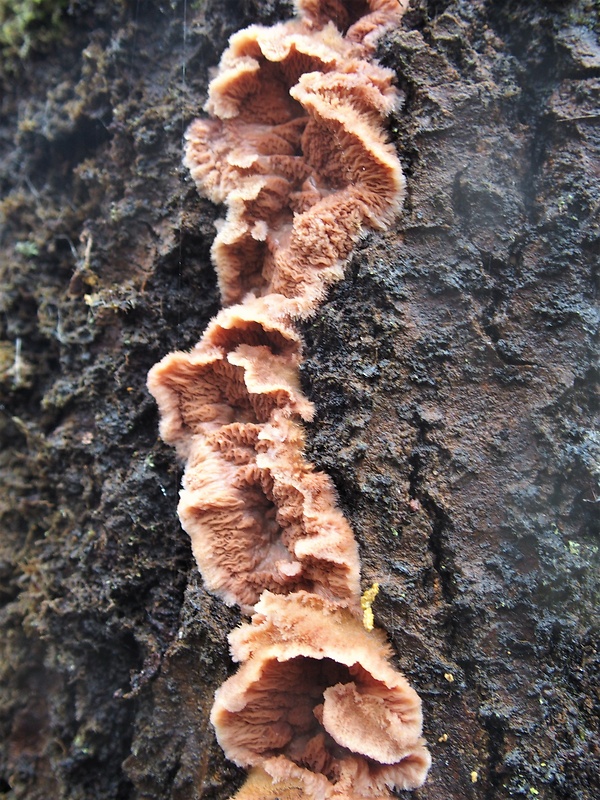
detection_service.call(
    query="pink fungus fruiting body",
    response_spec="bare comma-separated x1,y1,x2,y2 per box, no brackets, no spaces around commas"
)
147,0,430,797
214,592,431,800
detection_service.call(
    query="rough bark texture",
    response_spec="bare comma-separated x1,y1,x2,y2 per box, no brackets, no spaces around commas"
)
0,1,598,799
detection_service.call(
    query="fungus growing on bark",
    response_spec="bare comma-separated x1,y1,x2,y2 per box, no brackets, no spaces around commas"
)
298,0,409,48
176,414,361,612
148,0,430,795
212,592,431,798
183,6,405,312
148,294,311,452
148,303,361,612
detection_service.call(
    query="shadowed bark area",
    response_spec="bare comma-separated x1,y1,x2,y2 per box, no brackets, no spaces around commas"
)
0,1,598,800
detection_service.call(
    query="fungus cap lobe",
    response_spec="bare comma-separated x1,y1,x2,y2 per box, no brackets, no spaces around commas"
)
149,0,430,796
177,418,360,613
184,7,405,311
212,592,428,796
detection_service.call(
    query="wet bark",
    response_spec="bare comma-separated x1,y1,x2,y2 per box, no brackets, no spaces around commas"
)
0,1,598,799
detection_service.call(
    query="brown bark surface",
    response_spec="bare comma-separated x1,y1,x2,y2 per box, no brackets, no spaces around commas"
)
0,1,598,799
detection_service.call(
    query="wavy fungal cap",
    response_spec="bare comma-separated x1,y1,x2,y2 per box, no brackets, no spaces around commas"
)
148,0,431,796
184,1,405,312
147,297,310,457
178,415,361,613
148,306,361,613
213,592,431,799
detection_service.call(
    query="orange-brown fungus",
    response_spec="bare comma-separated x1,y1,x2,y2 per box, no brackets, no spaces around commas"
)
213,593,430,798
183,6,405,310
147,0,430,796
298,1,409,47
178,413,361,612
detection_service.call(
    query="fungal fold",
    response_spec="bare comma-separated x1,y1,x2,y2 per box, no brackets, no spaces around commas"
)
148,1,430,797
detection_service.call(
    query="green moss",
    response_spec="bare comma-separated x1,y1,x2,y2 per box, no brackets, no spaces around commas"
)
0,0,69,65
14,239,39,257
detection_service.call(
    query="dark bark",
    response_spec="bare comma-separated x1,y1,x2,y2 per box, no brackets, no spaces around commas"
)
0,1,598,799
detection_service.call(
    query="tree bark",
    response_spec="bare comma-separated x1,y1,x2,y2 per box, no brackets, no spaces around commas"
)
0,1,598,799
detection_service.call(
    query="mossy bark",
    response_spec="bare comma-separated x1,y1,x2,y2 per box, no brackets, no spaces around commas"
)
1,1,598,799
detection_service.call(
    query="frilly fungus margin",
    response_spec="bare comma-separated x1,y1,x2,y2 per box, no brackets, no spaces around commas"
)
147,1,431,797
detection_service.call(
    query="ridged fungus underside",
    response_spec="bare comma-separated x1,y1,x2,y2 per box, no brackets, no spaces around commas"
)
148,1,431,797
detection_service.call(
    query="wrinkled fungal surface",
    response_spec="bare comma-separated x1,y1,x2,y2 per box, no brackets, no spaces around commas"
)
148,1,431,796
213,592,430,799
183,3,406,312
0,1,598,799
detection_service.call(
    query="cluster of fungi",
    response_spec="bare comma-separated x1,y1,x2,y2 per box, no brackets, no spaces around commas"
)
148,1,431,798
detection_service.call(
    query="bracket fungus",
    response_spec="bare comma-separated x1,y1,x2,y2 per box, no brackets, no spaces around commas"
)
148,0,430,797
213,592,431,800
183,1,406,312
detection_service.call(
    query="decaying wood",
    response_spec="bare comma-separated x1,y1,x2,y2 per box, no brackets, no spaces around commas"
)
0,1,598,798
